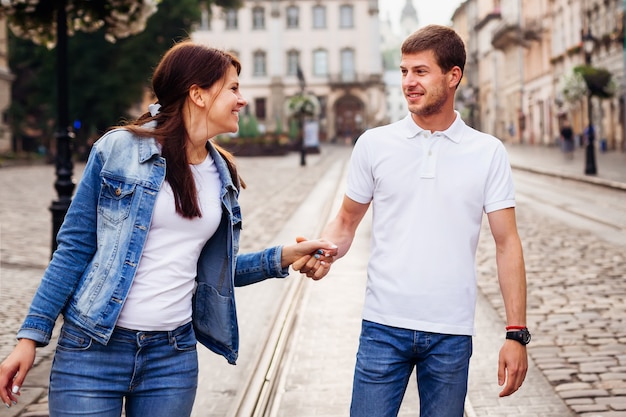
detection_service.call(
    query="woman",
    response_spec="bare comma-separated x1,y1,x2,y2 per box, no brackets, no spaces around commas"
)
0,41,336,417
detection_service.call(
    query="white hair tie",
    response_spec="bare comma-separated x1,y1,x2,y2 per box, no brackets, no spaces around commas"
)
148,103,161,116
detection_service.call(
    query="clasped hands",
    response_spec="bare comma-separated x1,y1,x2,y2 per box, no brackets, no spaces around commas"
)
289,236,338,280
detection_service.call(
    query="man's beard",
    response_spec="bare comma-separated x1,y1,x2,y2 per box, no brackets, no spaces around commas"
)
409,87,447,117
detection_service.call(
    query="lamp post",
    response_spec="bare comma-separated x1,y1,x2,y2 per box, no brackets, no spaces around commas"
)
0,1,158,255
296,64,306,166
49,0,76,253
582,27,597,175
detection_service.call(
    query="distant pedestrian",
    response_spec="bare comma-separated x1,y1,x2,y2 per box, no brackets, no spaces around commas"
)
0,40,336,417
583,124,595,146
560,119,574,159
296,24,529,417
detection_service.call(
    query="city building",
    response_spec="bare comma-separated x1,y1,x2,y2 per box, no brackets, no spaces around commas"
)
379,0,419,124
193,0,386,143
452,0,625,151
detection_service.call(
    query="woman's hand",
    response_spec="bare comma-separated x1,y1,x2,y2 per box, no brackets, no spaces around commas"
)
285,237,337,280
0,338,36,408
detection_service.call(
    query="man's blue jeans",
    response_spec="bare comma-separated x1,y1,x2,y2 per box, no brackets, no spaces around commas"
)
48,321,198,417
350,320,472,417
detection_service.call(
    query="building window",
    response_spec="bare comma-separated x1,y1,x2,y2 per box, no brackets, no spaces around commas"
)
341,48,355,82
313,49,328,76
313,5,326,28
287,49,300,76
339,5,354,28
225,9,238,30
286,5,299,28
255,98,267,120
253,50,267,76
252,6,265,29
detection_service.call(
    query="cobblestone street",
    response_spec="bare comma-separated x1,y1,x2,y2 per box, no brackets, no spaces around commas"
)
0,144,625,416
477,203,626,416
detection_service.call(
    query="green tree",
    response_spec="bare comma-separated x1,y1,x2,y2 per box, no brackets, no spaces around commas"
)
4,0,242,153
574,65,615,99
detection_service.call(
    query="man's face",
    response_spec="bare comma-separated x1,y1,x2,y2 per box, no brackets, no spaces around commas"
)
400,50,452,117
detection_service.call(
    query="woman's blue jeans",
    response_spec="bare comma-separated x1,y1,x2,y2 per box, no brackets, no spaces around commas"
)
48,321,198,417
350,320,472,417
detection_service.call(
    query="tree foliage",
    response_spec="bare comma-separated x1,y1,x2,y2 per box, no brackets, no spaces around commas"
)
574,65,615,99
6,0,241,152
559,70,587,104
0,0,158,48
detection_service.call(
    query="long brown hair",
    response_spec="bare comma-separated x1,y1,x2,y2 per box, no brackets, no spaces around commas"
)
124,41,245,218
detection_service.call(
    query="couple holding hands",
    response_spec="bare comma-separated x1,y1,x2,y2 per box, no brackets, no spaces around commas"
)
1,25,529,417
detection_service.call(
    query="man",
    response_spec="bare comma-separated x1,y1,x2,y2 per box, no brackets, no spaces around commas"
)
560,119,574,159
297,25,529,416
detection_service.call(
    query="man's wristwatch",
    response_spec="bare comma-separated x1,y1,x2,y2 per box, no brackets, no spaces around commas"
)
506,327,531,345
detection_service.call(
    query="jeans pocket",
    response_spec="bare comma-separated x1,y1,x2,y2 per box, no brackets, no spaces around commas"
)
173,326,197,352
56,322,93,351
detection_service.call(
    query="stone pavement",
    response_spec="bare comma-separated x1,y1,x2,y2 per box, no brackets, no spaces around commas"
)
0,142,625,416
269,143,626,417
505,143,626,190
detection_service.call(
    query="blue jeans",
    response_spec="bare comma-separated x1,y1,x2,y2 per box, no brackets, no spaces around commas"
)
350,320,472,417
48,321,198,417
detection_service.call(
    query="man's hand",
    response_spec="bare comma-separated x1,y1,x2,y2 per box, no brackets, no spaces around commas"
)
290,236,337,280
497,340,528,397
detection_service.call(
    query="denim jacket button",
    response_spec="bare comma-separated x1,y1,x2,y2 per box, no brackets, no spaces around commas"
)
115,188,122,196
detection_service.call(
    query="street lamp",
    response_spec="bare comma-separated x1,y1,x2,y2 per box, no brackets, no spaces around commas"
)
296,64,307,166
49,0,76,254
582,27,597,175
0,0,158,255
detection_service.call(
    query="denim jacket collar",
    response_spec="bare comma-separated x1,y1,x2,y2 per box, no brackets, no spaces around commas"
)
138,137,161,163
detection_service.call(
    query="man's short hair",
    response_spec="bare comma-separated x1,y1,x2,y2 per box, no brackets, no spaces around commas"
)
401,25,466,76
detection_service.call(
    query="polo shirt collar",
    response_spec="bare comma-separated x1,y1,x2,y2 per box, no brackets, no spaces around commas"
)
402,111,466,144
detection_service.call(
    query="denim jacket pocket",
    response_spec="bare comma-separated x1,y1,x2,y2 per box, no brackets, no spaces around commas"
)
192,282,234,349
98,177,136,224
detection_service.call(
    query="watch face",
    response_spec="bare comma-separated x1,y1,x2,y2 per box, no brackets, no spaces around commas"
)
507,329,531,345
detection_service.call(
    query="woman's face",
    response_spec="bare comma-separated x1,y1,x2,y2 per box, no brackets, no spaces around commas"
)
204,65,247,135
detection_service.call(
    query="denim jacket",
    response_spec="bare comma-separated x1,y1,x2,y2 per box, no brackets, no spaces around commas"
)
17,129,288,364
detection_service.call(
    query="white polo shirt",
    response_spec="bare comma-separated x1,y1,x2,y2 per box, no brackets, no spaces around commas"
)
347,112,515,336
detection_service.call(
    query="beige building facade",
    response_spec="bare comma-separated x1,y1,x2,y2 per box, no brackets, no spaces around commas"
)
192,0,386,142
452,0,625,151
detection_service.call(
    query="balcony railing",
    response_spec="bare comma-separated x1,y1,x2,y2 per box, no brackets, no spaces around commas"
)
327,73,382,87
491,17,543,50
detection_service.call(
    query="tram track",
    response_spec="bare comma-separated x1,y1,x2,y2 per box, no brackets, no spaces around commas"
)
227,152,349,417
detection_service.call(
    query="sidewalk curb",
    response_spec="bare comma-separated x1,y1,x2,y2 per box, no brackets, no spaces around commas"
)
510,163,626,191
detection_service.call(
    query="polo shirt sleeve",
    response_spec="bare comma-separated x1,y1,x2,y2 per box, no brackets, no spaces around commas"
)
346,133,374,204
484,142,516,213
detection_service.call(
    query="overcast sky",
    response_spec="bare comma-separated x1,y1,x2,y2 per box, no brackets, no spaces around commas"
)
378,0,464,29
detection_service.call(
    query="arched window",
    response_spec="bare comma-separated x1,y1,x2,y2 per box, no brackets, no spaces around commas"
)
286,5,299,28
340,48,355,82
312,5,326,28
313,49,328,76
253,50,267,76
252,6,265,29
339,5,354,28
287,50,300,76
225,9,238,30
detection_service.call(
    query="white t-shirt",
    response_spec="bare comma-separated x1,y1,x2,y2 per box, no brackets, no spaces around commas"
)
117,153,222,331
347,113,515,336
